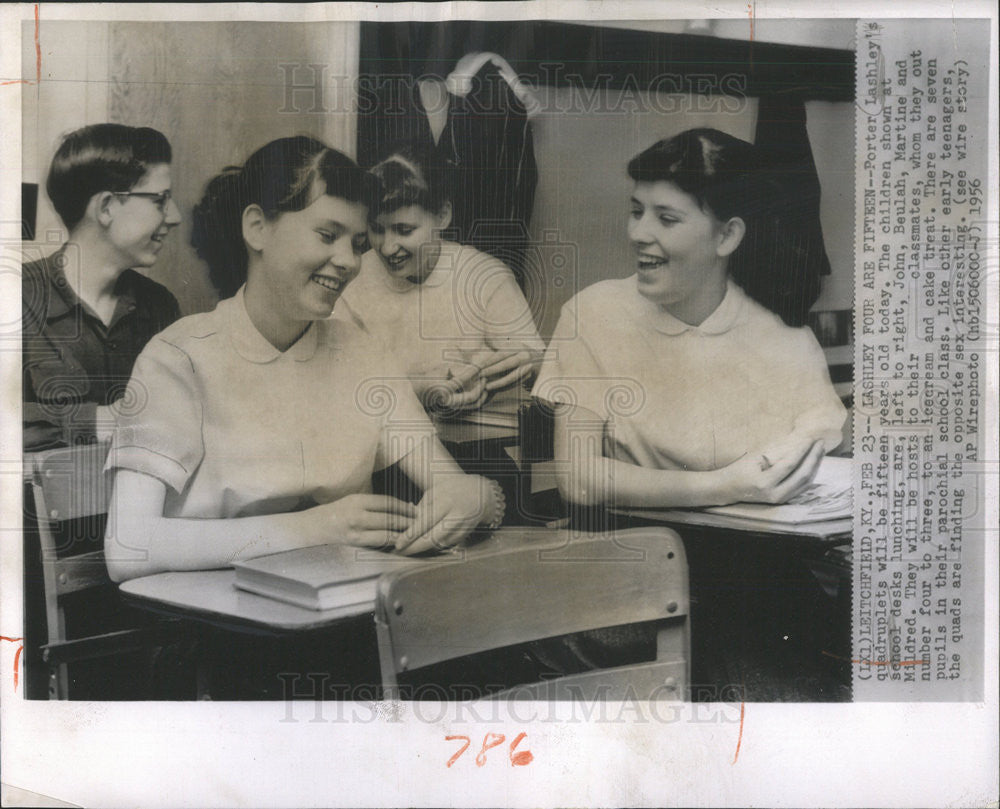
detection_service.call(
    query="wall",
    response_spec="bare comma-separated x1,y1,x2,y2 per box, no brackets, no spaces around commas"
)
22,21,111,249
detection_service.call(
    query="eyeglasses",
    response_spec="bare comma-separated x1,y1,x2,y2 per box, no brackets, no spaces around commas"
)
114,189,172,213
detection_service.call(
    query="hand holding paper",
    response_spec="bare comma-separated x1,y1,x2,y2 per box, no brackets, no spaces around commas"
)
719,438,825,505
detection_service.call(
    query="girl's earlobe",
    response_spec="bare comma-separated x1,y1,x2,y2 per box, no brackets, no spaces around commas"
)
436,201,453,231
717,216,747,258
242,205,267,253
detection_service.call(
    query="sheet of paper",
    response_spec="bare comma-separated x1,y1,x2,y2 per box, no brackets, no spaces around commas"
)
702,456,852,523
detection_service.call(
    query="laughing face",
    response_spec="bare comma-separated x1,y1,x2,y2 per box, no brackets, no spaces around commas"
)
253,193,369,322
106,163,182,269
369,204,449,283
628,180,738,323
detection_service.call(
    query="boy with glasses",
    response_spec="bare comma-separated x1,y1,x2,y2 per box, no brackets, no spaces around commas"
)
23,124,182,449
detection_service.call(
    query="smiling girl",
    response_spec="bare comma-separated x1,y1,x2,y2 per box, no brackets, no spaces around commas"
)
104,137,504,583
527,128,849,697
533,128,847,509
336,141,545,415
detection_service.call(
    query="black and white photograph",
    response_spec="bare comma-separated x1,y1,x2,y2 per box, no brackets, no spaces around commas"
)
1,2,996,807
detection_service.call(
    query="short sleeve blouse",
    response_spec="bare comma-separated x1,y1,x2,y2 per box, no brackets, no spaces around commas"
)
108,288,434,519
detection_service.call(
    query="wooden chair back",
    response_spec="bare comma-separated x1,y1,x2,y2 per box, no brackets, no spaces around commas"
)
376,527,690,700
25,442,168,698
30,441,112,596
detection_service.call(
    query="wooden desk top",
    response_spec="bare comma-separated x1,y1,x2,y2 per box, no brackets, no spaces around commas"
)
120,569,373,633
612,507,851,544
119,527,560,634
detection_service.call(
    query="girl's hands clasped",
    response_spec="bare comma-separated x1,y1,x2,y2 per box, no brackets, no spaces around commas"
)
412,360,488,414
718,438,825,505
394,475,494,556
411,347,540,415
302,494,417,549
472,347,541,392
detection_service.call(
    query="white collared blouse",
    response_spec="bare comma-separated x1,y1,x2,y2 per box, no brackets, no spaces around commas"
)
108,287,434,519
533,278,847,472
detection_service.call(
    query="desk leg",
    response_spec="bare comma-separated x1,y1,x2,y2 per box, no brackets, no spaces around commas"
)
167,624,219,700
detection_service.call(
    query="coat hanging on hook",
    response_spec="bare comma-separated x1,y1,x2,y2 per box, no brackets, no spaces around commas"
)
357,51,539,289
437,52,539,289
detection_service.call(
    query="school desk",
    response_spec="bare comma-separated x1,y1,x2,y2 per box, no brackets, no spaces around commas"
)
118,526,555,635
118,528,565,698
119,525,693,700
610,505,851,544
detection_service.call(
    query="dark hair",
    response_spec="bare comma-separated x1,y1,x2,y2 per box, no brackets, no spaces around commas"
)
368,140,453,220
627,128,764,220
46,124,172,231
628,128,819,326
191,136,378,298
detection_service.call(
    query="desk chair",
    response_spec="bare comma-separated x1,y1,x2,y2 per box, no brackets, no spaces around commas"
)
376,527,690,700
25,442,180,699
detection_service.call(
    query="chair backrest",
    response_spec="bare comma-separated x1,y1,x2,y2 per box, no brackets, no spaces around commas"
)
26,442,113,643
30,442,111,523
376,526,689,700
26,441,185,699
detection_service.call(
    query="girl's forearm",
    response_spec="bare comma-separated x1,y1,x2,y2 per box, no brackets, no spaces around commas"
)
557,454,735,510
398,437,496,526
106,494,318,582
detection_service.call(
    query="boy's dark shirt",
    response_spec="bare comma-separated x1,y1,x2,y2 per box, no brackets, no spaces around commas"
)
22,248,181,450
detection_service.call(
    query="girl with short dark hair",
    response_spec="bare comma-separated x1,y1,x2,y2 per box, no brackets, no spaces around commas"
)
534,128,847,509
338,140,544,415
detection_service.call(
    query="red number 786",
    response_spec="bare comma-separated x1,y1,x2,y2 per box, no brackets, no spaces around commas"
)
445,732,533,768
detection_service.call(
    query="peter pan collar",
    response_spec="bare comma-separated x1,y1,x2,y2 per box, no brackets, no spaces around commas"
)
646,280,746,336
226,286,319,363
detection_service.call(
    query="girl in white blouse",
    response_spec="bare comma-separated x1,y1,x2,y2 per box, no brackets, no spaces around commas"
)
337,141,544,415
533,128,847,510
104,137,505,583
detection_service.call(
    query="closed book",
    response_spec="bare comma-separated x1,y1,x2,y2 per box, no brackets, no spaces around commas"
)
232,545,417,611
